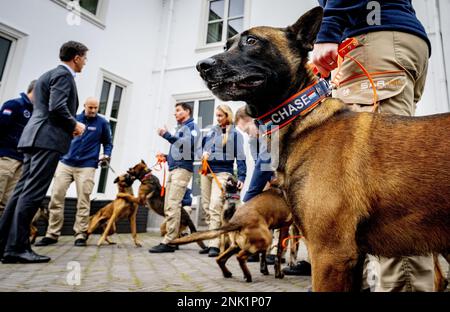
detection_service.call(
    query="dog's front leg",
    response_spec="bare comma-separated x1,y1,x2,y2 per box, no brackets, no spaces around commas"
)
216,245,239,278
236,250,253,282
260,250,269,275
309,244,361,292
275,226,290,279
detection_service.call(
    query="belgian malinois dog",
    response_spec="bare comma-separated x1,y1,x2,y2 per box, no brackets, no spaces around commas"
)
87,173,142,247
196,7,450,291
127,161,206,250
170,189,292,282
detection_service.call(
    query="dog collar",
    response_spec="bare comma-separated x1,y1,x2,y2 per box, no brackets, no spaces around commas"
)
225,193,241,200
256,78,331,135
141,171,153,181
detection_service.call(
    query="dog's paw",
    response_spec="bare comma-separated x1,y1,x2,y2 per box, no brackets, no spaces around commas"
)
260,269,269,275
135,242,143,248
223,272,232,278
275,272,285,279
244,276,252,283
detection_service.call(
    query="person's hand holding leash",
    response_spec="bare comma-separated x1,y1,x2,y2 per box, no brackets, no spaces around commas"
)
312,43,339,78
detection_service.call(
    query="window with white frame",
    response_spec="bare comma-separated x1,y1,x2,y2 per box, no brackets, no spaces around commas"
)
206,0,245,44
0,35,12,90
97,79,125,193
51,0,107,28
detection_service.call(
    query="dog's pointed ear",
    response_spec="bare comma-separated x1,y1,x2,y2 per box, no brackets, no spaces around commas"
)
288,6,323,51
141,159,147,165
113,177,119,184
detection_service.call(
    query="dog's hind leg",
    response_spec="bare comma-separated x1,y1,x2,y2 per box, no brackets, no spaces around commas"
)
260,250,269,276
98,210,120,246
216,245,240,278
129,208,142,247
236,249,253,282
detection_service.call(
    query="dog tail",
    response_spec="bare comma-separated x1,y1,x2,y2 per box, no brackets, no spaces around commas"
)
182,210,208,249
170,223,241,246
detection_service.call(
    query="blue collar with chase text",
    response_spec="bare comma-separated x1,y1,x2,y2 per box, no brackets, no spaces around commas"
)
256,79,331,135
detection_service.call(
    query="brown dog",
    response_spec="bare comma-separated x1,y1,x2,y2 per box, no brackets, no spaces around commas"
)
87,173,142,247
30,207,49,245
170,189,292,282
127,160,206,250
196,6,450,291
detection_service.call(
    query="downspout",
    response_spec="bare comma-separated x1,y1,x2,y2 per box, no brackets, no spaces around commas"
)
155,0,174,123
433,0,450,111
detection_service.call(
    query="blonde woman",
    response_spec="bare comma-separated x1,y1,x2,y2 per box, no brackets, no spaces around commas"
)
200,104,246,257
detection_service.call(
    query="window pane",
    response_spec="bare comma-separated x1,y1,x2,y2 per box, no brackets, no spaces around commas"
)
97,167,108,193
110,120,117,140
227,18,243,38
99,80,111,115
78,0,99,15
111,86,123,119
207,22,223,44
198,99,215,128
208,0,225,21
0,36,12,82
229,0,244,18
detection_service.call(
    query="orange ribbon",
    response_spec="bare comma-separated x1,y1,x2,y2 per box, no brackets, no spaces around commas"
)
281,235,303,250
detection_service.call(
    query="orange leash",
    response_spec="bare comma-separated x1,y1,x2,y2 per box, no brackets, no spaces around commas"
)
333,37,379,113
282,235,303,250
199,157,224,194
152,153,167,197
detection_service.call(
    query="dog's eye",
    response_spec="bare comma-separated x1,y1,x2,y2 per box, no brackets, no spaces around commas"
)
245,36,258,45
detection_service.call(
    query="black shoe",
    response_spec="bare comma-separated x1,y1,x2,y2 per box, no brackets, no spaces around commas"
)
34,237,58,246
1,250,51,264
266,254,286,265
74,239,87,247
282,260,311,276
199,247,209,254
208,247,220,257
149,243,176,253
247,253,260,262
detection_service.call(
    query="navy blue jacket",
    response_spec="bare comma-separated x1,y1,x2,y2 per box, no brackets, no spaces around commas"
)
163,117,201,172
60,112,113,168
243,142,273,202
0,93,33,161
317,0,431,56
202,125,247,182
181,188,193,207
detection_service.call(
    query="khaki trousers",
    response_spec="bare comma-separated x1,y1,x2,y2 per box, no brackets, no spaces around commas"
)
46,162,96,240
335,31,434,292
162,168,192,245
200,172,231,248
0,157,23,215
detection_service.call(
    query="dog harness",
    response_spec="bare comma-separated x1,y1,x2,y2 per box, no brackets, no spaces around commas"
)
256,78,332,135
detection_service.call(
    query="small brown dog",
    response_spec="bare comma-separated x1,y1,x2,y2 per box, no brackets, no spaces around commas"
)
87,173,142,247
170,189,292,282
127,160,206,250
30,207,49,244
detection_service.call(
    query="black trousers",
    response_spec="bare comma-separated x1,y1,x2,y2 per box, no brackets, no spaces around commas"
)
0,148,61,255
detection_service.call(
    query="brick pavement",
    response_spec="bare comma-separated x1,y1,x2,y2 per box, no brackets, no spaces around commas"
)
0,232,448,292
0,233,311,292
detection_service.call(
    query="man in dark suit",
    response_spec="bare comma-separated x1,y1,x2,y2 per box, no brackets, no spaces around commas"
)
0,41,88,264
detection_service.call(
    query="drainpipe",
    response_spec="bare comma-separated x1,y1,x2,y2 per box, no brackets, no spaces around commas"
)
155,0,174,120
433,0,450,111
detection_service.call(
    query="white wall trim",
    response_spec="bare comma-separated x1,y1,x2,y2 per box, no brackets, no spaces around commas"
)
0,22,29,104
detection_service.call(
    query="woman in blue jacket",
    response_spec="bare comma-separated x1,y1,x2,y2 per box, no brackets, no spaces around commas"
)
200,104,246,257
